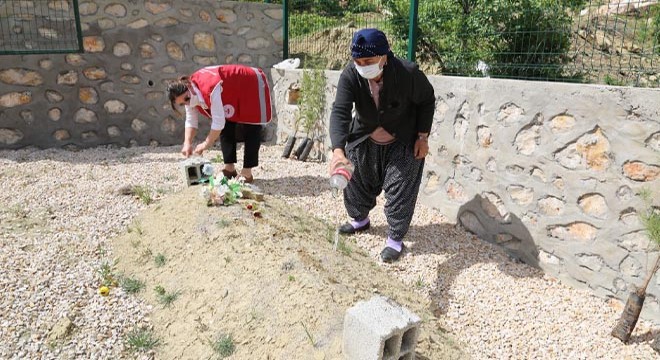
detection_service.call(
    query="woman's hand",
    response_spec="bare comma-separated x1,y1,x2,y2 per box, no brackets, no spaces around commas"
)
193,141,208,156
414,134,429,159
329,148,350,176
181,142,193,157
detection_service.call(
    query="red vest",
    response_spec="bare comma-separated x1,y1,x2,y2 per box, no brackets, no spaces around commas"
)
189,65,272,125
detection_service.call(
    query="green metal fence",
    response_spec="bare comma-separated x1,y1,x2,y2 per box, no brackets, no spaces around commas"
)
277,0,660,86
0,0,83,55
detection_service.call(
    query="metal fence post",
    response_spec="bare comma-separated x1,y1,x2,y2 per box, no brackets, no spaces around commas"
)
73,0,84,52
283,0,289,60
407,0,419,62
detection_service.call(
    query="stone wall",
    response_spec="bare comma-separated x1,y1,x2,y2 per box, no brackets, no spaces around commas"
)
271,69,660,323
0,0,282,149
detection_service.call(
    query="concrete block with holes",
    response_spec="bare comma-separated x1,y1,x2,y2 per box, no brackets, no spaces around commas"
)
343,295,422,360
181,158,211,186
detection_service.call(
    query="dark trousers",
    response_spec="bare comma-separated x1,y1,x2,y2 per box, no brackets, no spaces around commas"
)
344,139,425,241
220,122,261,168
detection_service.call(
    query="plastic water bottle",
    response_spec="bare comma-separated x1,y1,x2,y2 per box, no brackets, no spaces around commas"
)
330,163,354,191
330,162,353,251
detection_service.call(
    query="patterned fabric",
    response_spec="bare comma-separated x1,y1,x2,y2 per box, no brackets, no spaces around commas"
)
351,28,390,58
343,139,425,240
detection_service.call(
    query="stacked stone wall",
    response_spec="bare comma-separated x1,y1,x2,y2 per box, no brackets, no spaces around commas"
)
271,69,660,323
0,0,282,149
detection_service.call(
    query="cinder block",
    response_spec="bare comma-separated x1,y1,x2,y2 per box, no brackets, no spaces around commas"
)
181,158,211,186
343,295,421,360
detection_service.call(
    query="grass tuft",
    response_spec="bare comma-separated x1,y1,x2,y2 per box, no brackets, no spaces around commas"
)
210,333,235,358
211,154,224,163
154,253,166,267
414,276,425,289
154,285,180,307
120,276,145,294
132,185,153,205
128,220,144,235
301,321,316,347
97,260,118,287
125,328,159,352
336,238,352,256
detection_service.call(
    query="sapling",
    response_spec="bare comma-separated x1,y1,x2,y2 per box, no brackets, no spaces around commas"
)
612,188,660,342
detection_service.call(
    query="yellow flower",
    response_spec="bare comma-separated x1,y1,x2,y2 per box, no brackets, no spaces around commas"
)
98,286,110,296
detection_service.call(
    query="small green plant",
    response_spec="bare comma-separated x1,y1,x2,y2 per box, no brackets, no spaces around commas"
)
414,276,425,289
224,256,231,264
604,74,625,86
298,68,326,138
336,238,352,256
132,185,153,205
120,276,145,294
128,220,144,235
288,275,296,282
154,285,179,307
154,253,166,267
612,187,660,342
300,321,316,347
210,333,235,358
125,328,159,352
95,244,107,257
211,153,224,163
97,260,118,287
216,218,230,228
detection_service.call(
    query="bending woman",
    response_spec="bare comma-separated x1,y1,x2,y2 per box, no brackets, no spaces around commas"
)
167,64,271,183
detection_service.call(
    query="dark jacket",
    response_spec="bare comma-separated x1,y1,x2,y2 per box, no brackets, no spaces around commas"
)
329,54,435,151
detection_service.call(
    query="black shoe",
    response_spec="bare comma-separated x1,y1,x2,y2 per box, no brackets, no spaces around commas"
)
222,169,238,179
338,221,370,234
380,245,404,263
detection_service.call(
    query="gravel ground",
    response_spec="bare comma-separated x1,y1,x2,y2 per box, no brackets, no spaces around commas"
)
0,144,657,359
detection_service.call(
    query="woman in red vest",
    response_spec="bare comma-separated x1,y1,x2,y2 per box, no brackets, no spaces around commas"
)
167,64,272,183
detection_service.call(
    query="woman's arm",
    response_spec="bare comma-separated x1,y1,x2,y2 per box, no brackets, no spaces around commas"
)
182,105,199,157
194,85,224,155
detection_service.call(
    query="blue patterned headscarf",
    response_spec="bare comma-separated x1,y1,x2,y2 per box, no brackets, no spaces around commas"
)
350,28,390,59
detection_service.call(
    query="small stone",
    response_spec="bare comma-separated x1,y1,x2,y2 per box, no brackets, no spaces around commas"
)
46,317,73,343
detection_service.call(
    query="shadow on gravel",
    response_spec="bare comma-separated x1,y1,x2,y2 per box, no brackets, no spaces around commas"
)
367,210,544,317
257,175,330,197
627,329,659,344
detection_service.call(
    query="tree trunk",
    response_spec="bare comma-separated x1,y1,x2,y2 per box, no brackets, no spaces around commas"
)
611,254,660,343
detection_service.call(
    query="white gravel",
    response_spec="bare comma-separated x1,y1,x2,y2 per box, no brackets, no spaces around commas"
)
0,144,657,359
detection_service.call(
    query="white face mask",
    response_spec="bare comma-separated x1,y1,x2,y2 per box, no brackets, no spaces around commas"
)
355,56,385,79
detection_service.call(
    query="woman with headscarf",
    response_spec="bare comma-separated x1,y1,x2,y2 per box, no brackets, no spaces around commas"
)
329,28,436,262
167,64,271,183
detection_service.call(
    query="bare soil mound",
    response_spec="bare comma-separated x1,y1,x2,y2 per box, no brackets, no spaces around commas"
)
113,186,466,359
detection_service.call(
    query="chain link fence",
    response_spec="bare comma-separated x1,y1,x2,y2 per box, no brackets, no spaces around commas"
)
281,0,659,86
0,0,83,55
